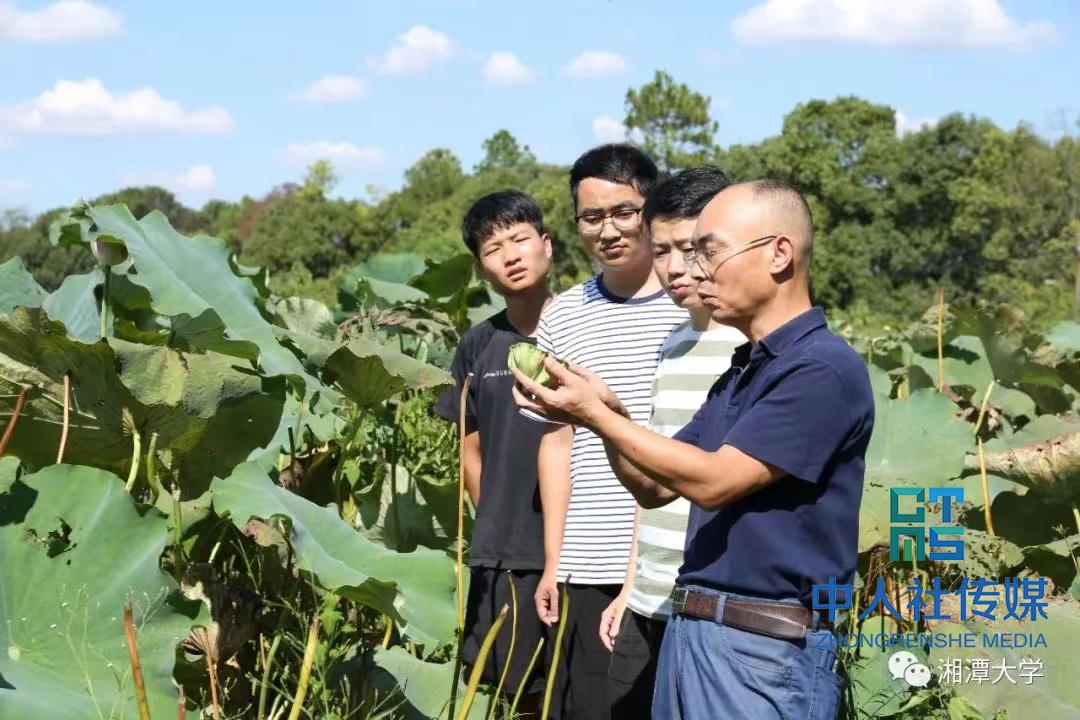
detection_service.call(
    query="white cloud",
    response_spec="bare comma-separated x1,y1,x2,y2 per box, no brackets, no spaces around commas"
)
895,110,938,136
592,116,626,144
174,164,216,192
483,52,536,86
367,25,453,75
2,78,233,136
292,75,369,104
562,51,628,80
121,164,217,196
281,141,388,172
0,0,123,43
732,0,1057,50
0,178,30,199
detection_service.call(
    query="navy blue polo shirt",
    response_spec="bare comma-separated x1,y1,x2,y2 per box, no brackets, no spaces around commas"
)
673,307,874,607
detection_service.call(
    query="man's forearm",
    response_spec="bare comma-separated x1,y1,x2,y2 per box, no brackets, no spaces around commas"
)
462,431,482,507
538,424,573,573
601,437,677,508
585,403,756,510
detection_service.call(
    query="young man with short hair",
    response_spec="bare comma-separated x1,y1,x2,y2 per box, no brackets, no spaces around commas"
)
529,144,686,719
433,190,554,710
600,167,745,720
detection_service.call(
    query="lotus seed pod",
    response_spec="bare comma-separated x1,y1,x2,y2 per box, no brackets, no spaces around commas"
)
508,342,560,388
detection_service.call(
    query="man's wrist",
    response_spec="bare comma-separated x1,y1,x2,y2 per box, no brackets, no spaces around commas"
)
581,396,617,431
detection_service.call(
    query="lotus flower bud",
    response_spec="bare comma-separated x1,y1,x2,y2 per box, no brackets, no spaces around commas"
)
90,238,127,267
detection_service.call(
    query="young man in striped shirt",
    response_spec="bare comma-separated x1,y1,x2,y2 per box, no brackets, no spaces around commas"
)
599,167,745,719
529,144,686,719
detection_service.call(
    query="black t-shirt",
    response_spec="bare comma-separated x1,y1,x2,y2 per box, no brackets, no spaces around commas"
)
433,311,545,570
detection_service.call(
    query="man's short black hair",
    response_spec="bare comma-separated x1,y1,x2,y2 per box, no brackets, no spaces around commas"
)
461,190,545,256
569,143,658,208
643,166,733,226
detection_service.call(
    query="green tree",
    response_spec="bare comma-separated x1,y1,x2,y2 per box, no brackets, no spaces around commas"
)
474,129,537,174
241,189,377,281
302,160,340,198
624,70,717,172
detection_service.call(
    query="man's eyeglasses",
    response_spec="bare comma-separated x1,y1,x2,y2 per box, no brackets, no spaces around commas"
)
684,234,779,274
575,206,643,235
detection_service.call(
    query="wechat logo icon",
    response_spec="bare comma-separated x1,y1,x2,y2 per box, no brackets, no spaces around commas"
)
888,650,932,688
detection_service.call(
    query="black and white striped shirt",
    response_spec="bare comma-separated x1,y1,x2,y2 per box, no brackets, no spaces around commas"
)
535,275,687,585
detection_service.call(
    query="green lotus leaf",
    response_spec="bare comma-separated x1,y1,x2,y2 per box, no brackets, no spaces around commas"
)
847,645,928,718
210,462,458,647
323,337,451,409
373,647,495,720
0,259,100,342
0,308,283,497
339,253,429,311
0,464,198,720
0,257,48,315
409,254,475,300
859,390,973,553
273,296,337,339
929,601,1080,720
77,204,308,383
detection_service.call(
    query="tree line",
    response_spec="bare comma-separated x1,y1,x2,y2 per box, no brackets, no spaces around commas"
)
2,71,1078,333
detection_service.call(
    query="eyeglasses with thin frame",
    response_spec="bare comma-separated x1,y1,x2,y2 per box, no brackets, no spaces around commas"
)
685,234,779,274
575,206,643,235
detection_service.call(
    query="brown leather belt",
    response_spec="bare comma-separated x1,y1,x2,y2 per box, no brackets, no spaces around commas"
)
670,587,817,641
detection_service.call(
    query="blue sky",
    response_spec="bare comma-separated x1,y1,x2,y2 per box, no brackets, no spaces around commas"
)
2,0,1078,214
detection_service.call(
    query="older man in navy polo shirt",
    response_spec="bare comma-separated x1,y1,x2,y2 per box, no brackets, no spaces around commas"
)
512,179,874,720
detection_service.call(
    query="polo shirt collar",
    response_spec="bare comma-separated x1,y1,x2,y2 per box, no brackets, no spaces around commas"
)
757,307,827,358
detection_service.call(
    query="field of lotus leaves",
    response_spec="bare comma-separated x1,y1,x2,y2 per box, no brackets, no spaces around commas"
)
0,203,1078,719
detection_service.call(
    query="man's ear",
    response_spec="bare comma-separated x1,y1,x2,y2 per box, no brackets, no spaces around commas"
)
542,233,553,260
770,234,796,276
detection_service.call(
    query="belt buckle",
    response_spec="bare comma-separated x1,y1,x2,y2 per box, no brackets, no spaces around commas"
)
671,587,688,615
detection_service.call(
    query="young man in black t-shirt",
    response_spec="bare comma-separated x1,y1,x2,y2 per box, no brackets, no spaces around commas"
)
433,190,554,711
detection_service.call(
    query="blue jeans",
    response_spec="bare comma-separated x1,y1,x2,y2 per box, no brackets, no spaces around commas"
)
653,586,844,720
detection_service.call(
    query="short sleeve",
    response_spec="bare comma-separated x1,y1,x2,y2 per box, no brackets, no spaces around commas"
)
673,397,716,447
722,361,855,483
535,312,555,356
433,338,478,432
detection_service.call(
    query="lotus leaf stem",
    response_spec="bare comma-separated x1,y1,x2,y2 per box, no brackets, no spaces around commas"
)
381,615,394,649
487,575,518,720
973,381,996,436
457,373,474,634
458,603,509,720
508,638,545,719
287,615,320,720
100,266,111,338
124,423,142,492
56,373,71,463
257,634,282,720
0,385,30,460
145,432,160,506
202,626,222,720
936,288,945,392
541,583,570,720
976,438,996,536
123,602,151,720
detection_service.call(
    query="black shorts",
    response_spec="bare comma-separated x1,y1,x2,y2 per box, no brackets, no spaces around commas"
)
607,609,668,720
462,567,548,696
